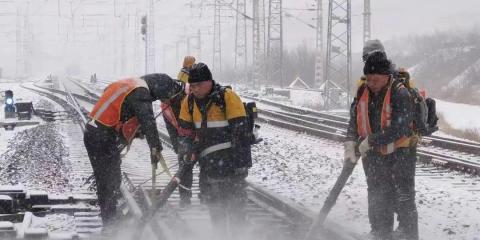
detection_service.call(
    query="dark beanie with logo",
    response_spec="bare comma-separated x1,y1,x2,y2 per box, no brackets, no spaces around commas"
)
363,51,392,75
188,62,213,83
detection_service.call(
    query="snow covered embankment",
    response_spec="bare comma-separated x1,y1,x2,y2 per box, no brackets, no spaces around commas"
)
0,123,72,192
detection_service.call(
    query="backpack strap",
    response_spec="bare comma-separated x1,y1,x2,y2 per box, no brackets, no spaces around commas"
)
187,94,195,116
355,82,367,100
211,85,232,114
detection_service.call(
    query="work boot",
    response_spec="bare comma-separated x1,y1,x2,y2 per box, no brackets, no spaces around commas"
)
360,231,394,240
179,198,191,209
393,229,407,240
393,227,417,240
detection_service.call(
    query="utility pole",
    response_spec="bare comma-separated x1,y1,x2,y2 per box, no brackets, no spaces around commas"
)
212,0,222,76
252,0,266,88
120,16,127,75
146,0,156,74
134,11,141,75
176,40,182,66
363,0,371,43
324,0,351,110
23,7,32,78
141,15,148,74
185,32,201,61
197,29,202,61
234,0,248,84
314,0,324,88
162,44,170,71
15,7,23,79
267,0,283,87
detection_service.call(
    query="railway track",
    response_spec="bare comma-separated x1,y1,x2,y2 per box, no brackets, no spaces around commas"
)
241,94,480,175
12,78,361,239
64,76,480,239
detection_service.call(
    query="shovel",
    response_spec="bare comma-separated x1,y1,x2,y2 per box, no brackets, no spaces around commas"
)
303,158,359,240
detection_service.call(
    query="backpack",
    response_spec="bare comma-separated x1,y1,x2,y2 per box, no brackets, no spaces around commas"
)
397,69,439,136
187,85,261,145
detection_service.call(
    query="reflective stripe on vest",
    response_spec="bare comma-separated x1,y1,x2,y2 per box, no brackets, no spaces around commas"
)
194,120,229,129
199,142,232,158
89,78,148,127
356,83,411,155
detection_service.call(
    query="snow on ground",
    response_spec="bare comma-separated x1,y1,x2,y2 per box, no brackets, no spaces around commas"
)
436,99,480,132
0,123,71,191
0,81,57,153
249,123,480,240
0,80,92,193
75,79,480,239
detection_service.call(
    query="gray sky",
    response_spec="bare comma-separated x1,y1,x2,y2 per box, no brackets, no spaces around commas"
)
1,0,480,77
284,0,480,51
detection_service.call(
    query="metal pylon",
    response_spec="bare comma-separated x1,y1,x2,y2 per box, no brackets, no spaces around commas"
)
234,0,248,84
267,0,283,87
363,0,371,43
324,0,351,110
212,0,222,76
252,0,266,88
146,0,156,74
314,0,324,88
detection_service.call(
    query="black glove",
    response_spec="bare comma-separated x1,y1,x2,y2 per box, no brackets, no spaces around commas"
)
150,147,164,165
234,167,248,178
178,138,199,156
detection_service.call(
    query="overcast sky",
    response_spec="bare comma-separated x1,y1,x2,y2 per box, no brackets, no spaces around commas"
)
1,0,480,77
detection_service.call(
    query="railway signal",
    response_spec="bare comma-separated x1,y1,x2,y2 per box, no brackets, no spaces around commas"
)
4,90,15,118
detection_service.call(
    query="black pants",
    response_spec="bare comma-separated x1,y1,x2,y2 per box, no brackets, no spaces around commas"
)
177,155,193,201
199,169,248,240
83,124,122,226
362,148,418,240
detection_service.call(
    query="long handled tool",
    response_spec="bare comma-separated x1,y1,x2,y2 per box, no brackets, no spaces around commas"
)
131,156,196,239
151,162,158,205
303,158,358,240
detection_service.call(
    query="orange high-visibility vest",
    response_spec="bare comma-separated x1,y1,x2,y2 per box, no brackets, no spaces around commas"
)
356,82,412,155
89,78,148,128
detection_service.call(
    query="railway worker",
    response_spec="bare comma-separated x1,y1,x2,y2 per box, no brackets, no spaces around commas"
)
178,62,252,238
83,73,183,229
361,40,429,239
345,50,419,240
357,39,397,87
162,55,197,207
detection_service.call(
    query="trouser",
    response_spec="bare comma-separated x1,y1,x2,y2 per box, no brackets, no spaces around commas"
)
177,155,193,201
362,148,418,240
83,124,122,226
199,169,248,240
396,147,418,239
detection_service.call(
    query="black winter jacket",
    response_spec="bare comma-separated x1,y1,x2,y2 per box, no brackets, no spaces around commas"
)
346,77,413,147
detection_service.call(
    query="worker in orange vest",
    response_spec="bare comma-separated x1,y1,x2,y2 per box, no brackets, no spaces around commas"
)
345,51,418,240
83,73,183,228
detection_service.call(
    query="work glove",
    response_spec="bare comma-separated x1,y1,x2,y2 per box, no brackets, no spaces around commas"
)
344,141,359,164
358,137,372,158
234,167,248,178
183,56,196,68
178,138,198,162
150,147,172,177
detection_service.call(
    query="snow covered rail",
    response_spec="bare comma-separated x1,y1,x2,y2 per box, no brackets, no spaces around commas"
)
243,94,480,169
422,136,480,156
253,102,480,176
20,83,86,124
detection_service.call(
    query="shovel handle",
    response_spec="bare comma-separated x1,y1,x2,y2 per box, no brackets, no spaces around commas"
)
151,163,157,204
